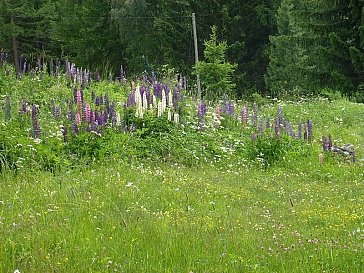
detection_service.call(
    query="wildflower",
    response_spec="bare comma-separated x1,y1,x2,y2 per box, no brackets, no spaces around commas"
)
32,105,41,138
226,100,234,118
62,125,68,142
129,123,135,133
85,102,91,122
174,113,180,124
319,153,323,166
91,90,95,102
75,112,81,125
71,122,79,135
127,91,135,107
94,69,100,82
266,114,271,129
250,131,257,142
197,100,207,120
307,120,313,142
241,106,248,127
276,130,281,140
297,122,302,139
20,99,27,114
252,102,258,127
258,117,264,136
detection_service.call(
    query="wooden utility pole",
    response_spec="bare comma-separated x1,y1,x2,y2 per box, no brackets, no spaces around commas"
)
11,15,20,75
192,13,201,100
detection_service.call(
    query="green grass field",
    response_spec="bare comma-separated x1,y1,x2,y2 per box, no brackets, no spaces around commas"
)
1,64,364,272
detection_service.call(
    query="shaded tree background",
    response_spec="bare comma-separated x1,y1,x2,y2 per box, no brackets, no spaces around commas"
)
0,0,364,100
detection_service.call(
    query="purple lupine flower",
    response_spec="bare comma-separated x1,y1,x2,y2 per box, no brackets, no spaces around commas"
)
307,120,313,143
129,123,135,133
227,100,234,118
91,90,95,102
328,134,332,150
198,100,207,120
95,96,101,107
94,69,100,82
102,110,108,128
252,102,258,128
32,105,40,138
31,104,38,120
4,95,11,121
322,135,328,151
278,106,283,126
151,70,156,82
71,122,79,135
297,122,302,139
241,106,248,126
109,73,113,82
304,124,308,141
54,106,61,118
20,98,27,114
258,117,264,136
266,114,271,129
62,125,68,142
153,82,162,99
250,131,257,142
5,68,9,76
276,130,281,140
39,71,43,81
146,86,151,106
30,69,35,79
127,91,135,107
51,98,55,114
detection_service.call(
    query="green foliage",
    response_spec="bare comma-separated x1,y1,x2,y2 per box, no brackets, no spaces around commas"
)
266,0,364,99
194,26,237,100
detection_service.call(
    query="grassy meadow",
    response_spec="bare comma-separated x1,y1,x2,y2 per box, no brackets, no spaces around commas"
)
0,62,364,272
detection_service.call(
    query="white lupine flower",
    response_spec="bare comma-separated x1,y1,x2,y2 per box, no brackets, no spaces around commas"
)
167,109,172,121
174,113,179,124
157,101,162,117
152,95,157,107
168,91,173,107
143,92,148,111
162,89,166,113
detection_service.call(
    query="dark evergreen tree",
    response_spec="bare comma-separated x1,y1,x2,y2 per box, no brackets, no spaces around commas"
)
0,0,56,74
54,0,122,73
267,0,364,98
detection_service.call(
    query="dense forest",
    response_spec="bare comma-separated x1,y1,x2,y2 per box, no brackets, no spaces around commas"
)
1,0,364,100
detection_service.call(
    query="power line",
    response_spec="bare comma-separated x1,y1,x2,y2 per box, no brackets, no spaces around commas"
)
0,14,195,20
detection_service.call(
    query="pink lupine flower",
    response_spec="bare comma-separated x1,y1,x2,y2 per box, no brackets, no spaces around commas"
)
85,102,91,122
